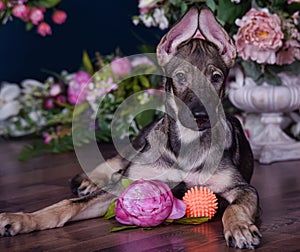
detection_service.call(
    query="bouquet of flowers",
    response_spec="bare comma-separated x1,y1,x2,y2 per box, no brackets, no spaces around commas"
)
0,0,67,36
0,51,162,160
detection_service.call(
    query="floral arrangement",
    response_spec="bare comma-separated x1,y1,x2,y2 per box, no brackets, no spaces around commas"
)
0,0,67,36
104,179,215,232
0,52,161,160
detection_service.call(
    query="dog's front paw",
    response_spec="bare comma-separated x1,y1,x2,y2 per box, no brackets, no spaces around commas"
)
0,213,33,236
70,173,99,197
224,221,262,249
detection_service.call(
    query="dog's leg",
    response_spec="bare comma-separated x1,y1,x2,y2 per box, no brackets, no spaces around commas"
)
0,187,119,236
71,155,129,197
221,184,262,249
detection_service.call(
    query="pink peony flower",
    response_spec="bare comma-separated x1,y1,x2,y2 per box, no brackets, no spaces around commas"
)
0,1,5,12
67,71,91,105
110,57,132,77
29,8,44,25
276,40,300,65
115,180,186,227
12,4,30,21
235,9,284,64
52,10,67,25
37,22,52,37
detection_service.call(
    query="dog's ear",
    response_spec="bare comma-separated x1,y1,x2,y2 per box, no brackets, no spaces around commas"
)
157,7,199,67
156,7,236,69
198,7,236,68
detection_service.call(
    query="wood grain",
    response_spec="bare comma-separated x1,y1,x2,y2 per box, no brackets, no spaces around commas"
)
0,140,299,251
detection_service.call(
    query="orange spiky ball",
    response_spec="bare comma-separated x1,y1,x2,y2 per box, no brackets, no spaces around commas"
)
183,186,218,219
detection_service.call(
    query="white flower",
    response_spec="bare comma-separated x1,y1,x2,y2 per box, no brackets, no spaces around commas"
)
140,14,155,28
132,16,140,26
21,79,45,94
138,0,160,9
231,0,241,3
153,8,169,30
28,111,46,126
0,84,21,120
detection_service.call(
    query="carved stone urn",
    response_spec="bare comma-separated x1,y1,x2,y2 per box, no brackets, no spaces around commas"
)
228,68,300,164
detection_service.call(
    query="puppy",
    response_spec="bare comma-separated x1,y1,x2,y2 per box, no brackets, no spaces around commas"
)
0,6,261,249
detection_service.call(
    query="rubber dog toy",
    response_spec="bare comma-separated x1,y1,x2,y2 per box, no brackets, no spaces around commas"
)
183,186,218,219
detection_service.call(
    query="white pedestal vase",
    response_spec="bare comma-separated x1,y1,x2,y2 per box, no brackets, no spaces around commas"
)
228,69,300,164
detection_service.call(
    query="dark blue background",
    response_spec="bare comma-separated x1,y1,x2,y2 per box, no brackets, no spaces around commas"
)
0,0,164,83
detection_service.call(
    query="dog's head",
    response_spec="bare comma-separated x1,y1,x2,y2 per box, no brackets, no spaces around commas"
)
157,6,236,131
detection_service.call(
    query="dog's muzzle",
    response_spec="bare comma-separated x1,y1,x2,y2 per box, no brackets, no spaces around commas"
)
191,107,211,131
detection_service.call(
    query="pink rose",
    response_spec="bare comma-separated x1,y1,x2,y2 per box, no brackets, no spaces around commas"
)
67,71,91,105
110,57,132,76
115,180,186,227
52,10,67,25
235,9,284,64
0,1,5,12
37,22,52,37
29,8,44,25
12,4,30,21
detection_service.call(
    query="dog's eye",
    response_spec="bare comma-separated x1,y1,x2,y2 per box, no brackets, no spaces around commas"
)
211,71,223,83
175,72,186,82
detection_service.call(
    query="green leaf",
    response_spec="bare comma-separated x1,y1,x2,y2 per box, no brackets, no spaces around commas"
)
135,110,156,129
18,142,53,161
121,179,134,189
138,75,150,88
82,50,94,75
29,0,61,8
110,225,139,232
217,0,251,25
26,22,34,31
263,68,282,86
73,102,89,117
206,0,216,12
104,199,117,220
180,2,188,16
166,217,210,225
241,61,263,82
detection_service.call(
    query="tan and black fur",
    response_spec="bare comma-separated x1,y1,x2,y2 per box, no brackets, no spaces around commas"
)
0,6,261,249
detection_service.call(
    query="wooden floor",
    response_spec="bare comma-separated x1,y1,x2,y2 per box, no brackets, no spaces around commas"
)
0,140,299,252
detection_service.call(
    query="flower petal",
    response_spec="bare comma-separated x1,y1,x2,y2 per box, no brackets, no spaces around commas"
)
167,198,186,220
21,79,45,94
0,84,20,101
0,101,21,120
